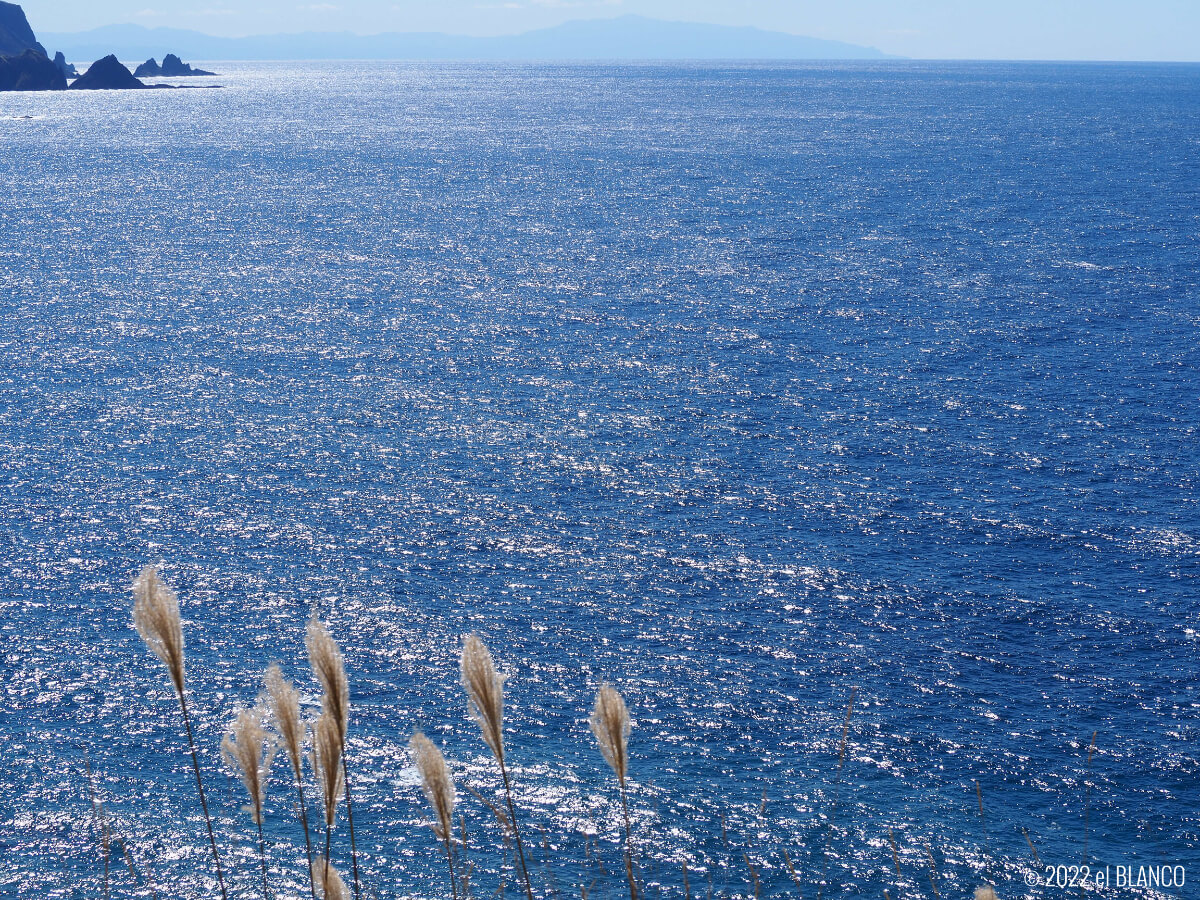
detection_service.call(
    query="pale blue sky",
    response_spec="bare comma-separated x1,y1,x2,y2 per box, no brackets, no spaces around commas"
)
22,0,1200,60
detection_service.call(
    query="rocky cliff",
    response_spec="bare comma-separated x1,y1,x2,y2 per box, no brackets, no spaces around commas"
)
0,47,65,90
0,0,45,56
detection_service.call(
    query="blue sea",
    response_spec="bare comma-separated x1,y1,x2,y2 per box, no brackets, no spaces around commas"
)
1,61,1197,899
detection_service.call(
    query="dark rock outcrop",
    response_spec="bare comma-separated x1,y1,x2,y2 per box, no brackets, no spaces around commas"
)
161,53,215,76
133,57,160,77
0,0,45,57
53,50,76,77
69,54,145,90
0,48,65,90
134,55,215,77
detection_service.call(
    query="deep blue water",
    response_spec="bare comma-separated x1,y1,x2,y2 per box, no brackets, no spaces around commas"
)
1,61,1198,899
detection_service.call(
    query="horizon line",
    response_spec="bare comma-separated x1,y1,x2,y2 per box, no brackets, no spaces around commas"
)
36,15,1200,65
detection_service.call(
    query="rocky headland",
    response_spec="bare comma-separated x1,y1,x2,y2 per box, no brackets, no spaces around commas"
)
0,2,218,91
0,0,42,56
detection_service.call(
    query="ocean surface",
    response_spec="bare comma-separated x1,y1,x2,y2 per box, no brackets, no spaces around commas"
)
0,61,1197,899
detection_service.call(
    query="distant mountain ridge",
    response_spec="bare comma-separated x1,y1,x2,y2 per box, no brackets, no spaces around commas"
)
43,16,892,62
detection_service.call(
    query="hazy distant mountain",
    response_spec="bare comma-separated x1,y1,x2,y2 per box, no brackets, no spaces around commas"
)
43,15,891,63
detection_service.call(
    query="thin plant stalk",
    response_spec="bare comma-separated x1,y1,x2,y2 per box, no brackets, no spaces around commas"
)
133,566,228,900
265,665,317,900
444,829,460,900
461,634,535,900
1081,731,1098,900
119,838,162,900
816,688,856,900
1023,827,1042,866
411,731,459,900
342,743,362,900
976,780,992,883
590,684,636,900
783,848,803,897
295,776,318,900
180,689,229,900
619,785,636,900
256,819,270,900
460,814,475,899
222,704,276,900
307,616,361,900
83,758,110,900
924,842,941,898
499,755,535,900
312,709,345,890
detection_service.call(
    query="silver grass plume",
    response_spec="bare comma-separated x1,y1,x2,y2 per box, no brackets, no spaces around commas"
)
410,730,456,841
307,615,362,900
221,704,276,825
592,683,637,900
411,730,460,900
131,565,228,900
132,565,186,694
590,684,631,789
313,856,351,900
460,633,506,764
312,710,344,829
265,665,318,900
306,615,349,742
975,888,998,900
460,633,533,900
264,665,306,783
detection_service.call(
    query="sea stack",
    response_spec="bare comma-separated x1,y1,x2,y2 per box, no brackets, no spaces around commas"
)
133,57,161,77
135,54,216,78
70,54,146,90
53,50,77,77
162,53,215,76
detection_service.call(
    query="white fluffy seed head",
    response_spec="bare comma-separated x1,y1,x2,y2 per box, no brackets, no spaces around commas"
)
461,633,506,764
132,565,186,695
264,664,306,783
410,730,456,841
306,615,350,744
221,703,276,825
311,709,344,828
590,683,631,787
313,856,351,900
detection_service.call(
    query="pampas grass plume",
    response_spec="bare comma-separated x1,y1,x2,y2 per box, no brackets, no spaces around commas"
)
410,730,456,841
590,684,631,788
312,710,345,829
460,633,506,764
460,633,534,900
221,704,276,825
131,565,228,900
264,664,306,782
306,615,350,741
132,565,186,694
313,856,352,900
